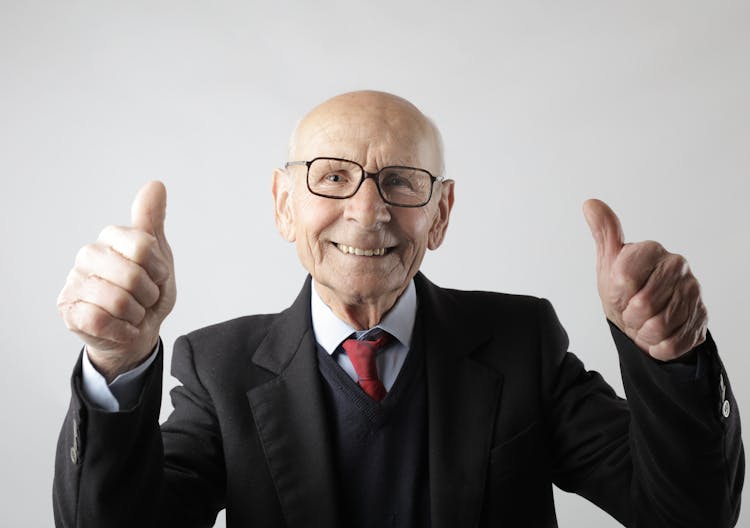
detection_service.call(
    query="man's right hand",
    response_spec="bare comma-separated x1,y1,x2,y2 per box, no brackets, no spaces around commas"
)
57,181,176,382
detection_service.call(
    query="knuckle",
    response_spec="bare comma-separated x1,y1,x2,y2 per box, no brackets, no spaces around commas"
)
619,243,639,259
70,304,95,335
620,307,637,328
97,225,119,242
651,337,681,360
672,255,690,278
696,302,708,322
667,251,685,265
62,317,76,332
641,317,666,341
132,303,147,324
68,268,86,288
643,240,666,256
139,272,161,303
663,253,684,272
61,310,80,332
74,244,94,267
685,277,702,297
622,299,648,329
607,293,629,313
58,271,83,307
86,307,113,336
127,267,158,305
628,294,652,315
56,290,71,311
120,265,159,306
660,345,678,360
122,265,144,292
111,292,132,316
143,283,161,307
59,302,77,327
611,271,638,296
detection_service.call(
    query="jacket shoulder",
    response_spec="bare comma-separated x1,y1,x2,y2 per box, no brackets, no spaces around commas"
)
172,312,285,374
184,312,281,347
421,279,553,328
437,286,543,310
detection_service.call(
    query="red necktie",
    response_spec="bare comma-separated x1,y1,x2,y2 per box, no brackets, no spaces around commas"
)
341,332,391,402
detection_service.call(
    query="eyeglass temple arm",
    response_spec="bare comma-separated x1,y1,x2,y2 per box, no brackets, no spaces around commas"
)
284,161,309,169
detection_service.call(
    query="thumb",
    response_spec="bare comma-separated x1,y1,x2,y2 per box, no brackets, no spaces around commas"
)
583,198,625,266
131,181,168,241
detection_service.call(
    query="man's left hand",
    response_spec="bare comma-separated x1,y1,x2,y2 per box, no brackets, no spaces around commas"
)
583,199,707,361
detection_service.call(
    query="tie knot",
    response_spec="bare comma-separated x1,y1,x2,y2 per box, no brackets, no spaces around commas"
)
341,331,392,401
341,331,391,364
360,329,391,349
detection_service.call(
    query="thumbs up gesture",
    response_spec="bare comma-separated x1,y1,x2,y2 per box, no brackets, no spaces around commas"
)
583,199,707,361
57,182,176,381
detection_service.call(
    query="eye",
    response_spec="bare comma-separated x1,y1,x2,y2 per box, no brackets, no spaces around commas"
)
382,171,413,189
325,172,343,183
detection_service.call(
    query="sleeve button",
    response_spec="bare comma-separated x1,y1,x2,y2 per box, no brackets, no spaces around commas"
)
722,399,731,418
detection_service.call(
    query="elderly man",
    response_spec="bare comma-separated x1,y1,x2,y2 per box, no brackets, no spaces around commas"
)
54,91,742,527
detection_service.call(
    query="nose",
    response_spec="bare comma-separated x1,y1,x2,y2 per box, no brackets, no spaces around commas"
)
344,177,391,228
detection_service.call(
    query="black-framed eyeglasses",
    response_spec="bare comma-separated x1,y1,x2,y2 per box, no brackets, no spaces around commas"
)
284,157,444,208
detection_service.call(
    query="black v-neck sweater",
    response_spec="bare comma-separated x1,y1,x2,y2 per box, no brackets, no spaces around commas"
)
316,330,430,528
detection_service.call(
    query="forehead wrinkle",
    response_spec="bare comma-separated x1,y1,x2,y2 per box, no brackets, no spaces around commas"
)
342,117,428,166
291,91,443,173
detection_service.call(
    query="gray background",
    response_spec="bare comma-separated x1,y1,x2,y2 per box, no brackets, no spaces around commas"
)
1,1,748,526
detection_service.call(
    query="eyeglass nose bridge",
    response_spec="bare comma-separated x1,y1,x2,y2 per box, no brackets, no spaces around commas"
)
350,169,388,202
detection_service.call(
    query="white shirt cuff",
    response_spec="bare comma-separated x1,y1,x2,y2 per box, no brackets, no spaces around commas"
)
81,342,160,412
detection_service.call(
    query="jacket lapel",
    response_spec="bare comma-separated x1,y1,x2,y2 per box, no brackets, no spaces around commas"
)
246,278,340,528
416,274,505,528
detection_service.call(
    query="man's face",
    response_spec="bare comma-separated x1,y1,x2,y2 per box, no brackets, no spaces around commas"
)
273,92,454,312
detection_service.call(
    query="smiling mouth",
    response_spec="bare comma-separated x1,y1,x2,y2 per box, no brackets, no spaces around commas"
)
335,243,390,257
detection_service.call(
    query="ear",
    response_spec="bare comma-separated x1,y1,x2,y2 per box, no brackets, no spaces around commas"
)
271,168,296,242
427,179,455,250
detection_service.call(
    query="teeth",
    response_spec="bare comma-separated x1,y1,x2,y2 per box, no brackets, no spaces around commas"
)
336,243,388,256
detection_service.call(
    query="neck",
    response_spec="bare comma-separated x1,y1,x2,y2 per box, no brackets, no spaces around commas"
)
313,281,407,330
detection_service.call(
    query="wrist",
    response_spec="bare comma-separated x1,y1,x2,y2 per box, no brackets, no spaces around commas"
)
86,336,159,383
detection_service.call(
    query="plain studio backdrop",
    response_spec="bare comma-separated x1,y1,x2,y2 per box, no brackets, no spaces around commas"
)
1,1,748,526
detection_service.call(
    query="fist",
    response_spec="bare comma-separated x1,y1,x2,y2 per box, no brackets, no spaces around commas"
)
57,182,176,381
583,199,707,361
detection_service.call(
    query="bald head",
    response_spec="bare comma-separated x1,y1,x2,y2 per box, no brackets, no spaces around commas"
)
288,90,445,176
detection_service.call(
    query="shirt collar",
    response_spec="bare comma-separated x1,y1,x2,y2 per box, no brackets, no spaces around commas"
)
310,279,417,355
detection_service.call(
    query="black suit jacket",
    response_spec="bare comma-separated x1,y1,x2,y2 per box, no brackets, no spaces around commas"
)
54,274,743,527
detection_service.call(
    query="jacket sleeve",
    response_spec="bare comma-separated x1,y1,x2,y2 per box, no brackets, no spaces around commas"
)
52,337,226,528
613,321,743,527
541,299,743,527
